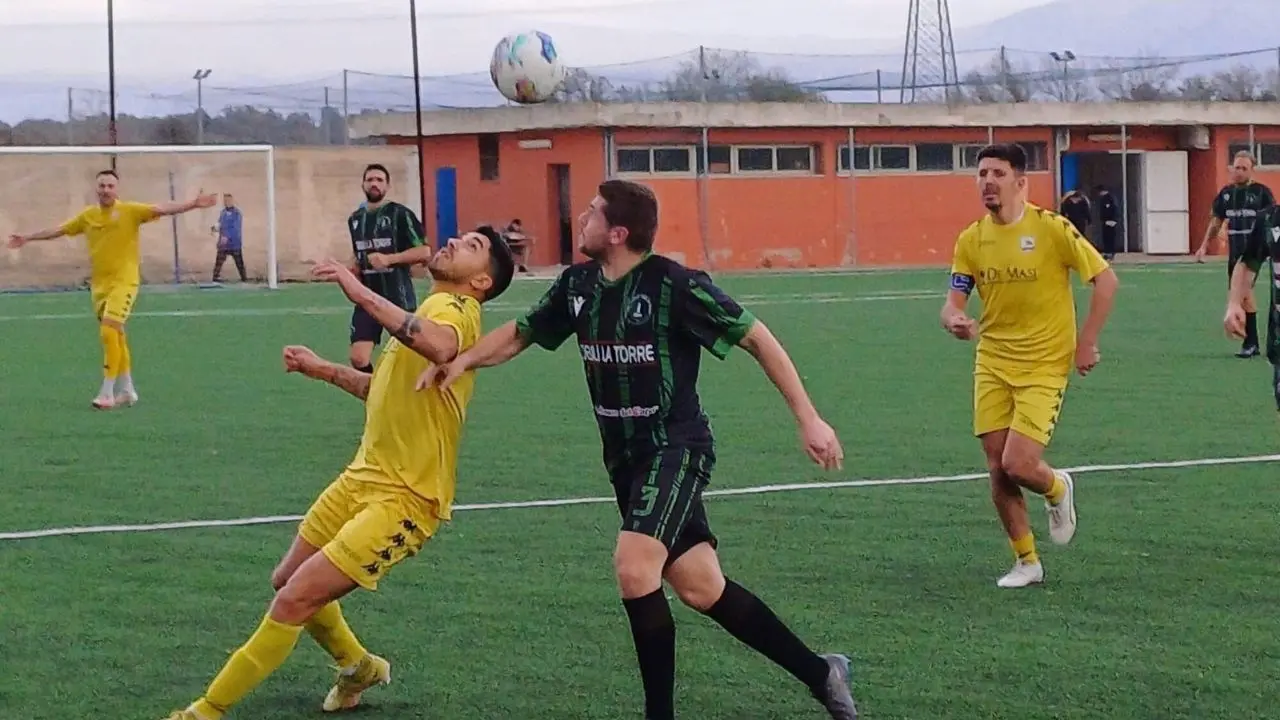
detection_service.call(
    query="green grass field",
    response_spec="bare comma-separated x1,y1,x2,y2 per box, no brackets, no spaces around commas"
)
2,264,1278,720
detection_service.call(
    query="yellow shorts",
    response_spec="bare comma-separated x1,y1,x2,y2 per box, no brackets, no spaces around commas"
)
91,283,139,324
973,367,1069,447
298,470,441,591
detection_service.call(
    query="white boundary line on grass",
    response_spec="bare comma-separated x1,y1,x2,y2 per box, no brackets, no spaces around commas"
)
3,452,1277,542
0,290,942,323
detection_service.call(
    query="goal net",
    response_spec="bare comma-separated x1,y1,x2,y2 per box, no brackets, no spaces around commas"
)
0,144,278,292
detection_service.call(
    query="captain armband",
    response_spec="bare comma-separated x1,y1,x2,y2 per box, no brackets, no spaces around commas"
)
950,273,975,295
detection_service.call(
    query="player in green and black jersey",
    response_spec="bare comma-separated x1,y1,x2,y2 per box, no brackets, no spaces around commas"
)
346,163,431,371
1225,204,1280,411
422,179,857,720
1197,150,1275,358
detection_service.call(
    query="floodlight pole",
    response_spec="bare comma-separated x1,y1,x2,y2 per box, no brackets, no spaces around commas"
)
107,0,118,165
409,0,429,243
193,69,213,144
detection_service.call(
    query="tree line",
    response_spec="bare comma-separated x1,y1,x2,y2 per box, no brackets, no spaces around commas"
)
1,50,1275,147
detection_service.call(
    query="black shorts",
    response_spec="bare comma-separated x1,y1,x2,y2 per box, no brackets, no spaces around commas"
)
611,446,718,566
349,306,383,345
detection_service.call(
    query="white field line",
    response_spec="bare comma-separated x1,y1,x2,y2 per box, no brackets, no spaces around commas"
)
2,452,1276,542
0,290,942,323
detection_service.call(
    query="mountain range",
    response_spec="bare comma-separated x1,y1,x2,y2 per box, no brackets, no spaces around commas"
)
3,0,1278,123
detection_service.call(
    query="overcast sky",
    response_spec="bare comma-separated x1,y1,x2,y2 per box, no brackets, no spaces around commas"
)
3,0,1056,78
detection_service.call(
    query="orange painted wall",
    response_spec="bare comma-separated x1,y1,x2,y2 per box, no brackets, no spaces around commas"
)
401,128,605,267
398,122,1280,270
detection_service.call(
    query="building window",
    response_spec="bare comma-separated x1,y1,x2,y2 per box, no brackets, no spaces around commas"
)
838,145,871,172
736,147,775,172
616,148,652,174
958,144,985,169
776,146,814,172
478,133,499,181
697,145,732,175
1020,141,1048,172
1258,143,1280,167
616,146,698,175
874,145,911,171
1228,142,1260,163
916,143,955,171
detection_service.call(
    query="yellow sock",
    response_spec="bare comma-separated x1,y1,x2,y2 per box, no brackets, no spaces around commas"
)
1010,533,1039,565
98,324,123,379
192,614,303,719
118,332,132,375
306,601,367,669
1044,472,1067,506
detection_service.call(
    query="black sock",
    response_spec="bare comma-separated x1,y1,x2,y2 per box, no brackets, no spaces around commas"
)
1245,313,1259,346
354,363,373,374
622,589,676,720
702,579,829,692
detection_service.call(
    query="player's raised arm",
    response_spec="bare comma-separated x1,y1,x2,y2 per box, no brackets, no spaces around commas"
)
941,231,979,340
7,211,88,248
312,259,461,365
283,345,371,400
146,190,217,218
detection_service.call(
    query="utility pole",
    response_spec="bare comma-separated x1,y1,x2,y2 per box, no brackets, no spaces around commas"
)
1050,50,1076,101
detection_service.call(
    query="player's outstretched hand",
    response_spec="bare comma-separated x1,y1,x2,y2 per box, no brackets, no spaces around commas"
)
312,259,364,300
192,190,217,209
1074,342,1100,376
944,314,977,340
800,416,844,471
283,345,321,376
7,234,27,249
1224,302,1247,339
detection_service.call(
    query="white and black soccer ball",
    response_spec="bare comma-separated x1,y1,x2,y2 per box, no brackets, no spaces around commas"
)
489,30,567,104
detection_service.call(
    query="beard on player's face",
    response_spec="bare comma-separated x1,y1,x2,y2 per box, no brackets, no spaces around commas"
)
363,187,385,203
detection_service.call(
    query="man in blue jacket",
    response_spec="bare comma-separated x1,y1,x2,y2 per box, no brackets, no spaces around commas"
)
213,193,247,283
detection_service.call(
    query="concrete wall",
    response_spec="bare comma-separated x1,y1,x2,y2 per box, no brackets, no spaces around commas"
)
0,146,420,289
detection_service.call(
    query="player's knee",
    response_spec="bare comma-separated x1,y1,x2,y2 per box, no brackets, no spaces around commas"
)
999,447,1039,483
613,544,665,598
348,348,370,368
269,584,322,624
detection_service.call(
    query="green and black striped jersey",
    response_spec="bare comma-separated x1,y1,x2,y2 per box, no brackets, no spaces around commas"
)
1212,181,1275,256
347,201,426,310
516,254,756,473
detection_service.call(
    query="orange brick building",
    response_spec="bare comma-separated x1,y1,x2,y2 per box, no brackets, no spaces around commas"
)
351,102,1280,270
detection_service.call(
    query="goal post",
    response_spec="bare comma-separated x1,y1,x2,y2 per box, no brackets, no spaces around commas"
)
0,144,279,291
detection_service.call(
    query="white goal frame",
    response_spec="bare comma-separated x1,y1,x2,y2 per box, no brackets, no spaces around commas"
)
0,144,279,289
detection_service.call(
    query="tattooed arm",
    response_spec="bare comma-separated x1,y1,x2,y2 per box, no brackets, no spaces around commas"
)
310,260,460,364
283,345,371,401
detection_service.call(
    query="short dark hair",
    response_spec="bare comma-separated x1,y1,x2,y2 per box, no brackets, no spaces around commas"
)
598,179,658,253
96,169,118,180
473,225,515,302
976,143,1028,173
363,163,390,182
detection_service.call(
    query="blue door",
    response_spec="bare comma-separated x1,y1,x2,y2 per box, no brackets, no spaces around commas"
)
435,167,458,249
1060,153,1080,194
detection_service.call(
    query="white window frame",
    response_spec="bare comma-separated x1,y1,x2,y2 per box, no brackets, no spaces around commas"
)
731,144,816,175
614,145,696,176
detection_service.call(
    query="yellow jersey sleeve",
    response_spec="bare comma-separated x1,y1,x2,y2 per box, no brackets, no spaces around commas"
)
120,201,159,226
949,222,979,294
420,292,482,355
1052,213,1109,282
59,208,90,237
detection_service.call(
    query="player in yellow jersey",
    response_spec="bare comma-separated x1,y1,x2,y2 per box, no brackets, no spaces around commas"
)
158,227,515,720
7,169,216,409
940,143,1119,589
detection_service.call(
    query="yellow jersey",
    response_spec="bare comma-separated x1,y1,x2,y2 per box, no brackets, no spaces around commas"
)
949,203,1110,376
59,201,158,288
345,291,483,519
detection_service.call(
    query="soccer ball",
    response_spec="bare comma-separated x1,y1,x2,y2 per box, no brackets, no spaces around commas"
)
489,31,567,104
